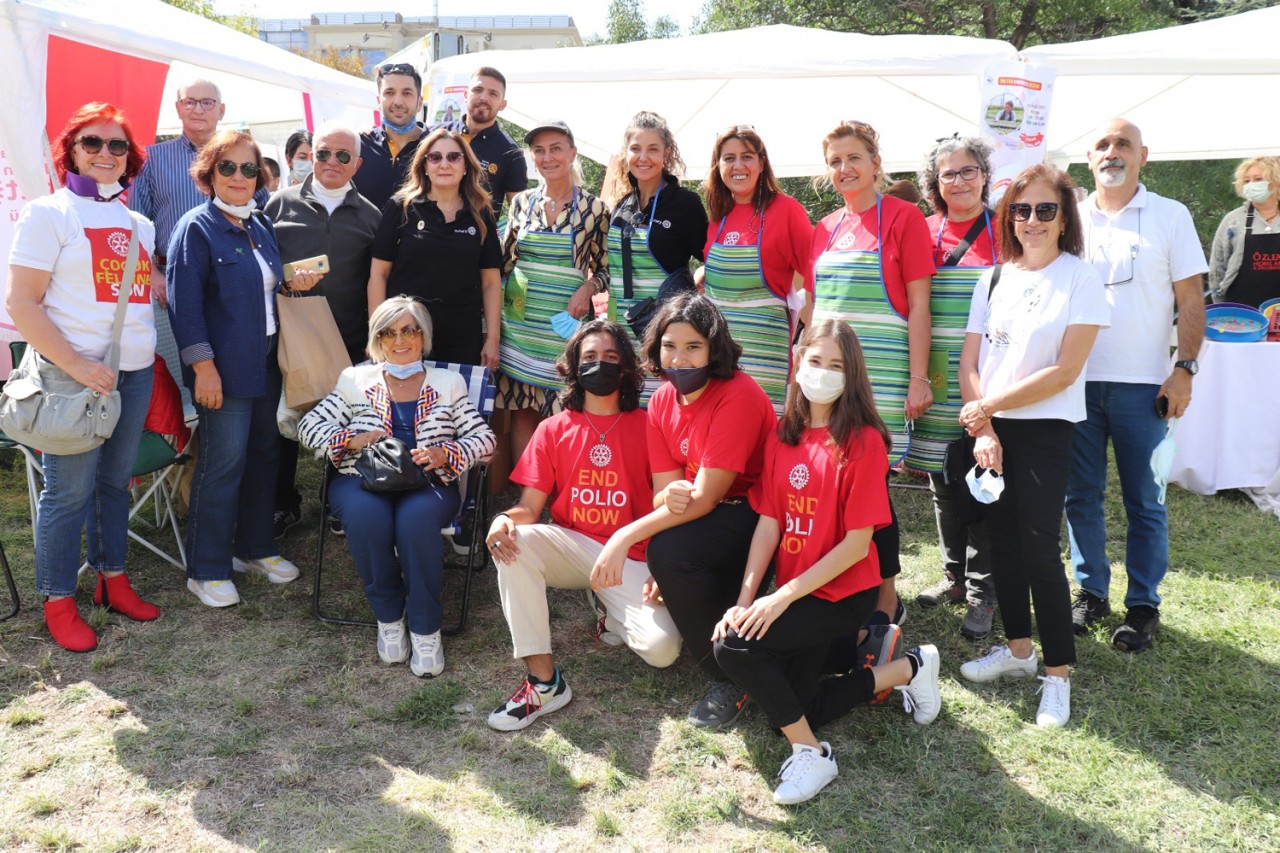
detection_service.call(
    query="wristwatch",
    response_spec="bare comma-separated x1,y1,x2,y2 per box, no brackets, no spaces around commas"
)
1174,359,1199,376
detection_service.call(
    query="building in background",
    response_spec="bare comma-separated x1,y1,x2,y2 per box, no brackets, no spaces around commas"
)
258,12,581,75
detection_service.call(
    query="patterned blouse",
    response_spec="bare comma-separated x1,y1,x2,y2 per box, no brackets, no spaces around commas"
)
501,186,611,291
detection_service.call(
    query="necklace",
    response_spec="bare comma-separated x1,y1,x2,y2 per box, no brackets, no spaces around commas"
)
581,410,624,468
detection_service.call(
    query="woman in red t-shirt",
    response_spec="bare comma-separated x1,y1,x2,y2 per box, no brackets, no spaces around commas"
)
695,127,812,413
710,320,941,805
594,293,776,730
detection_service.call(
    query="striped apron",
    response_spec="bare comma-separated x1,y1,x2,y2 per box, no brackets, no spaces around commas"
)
812,196,910,464
607,184,667,406
703,211,792,414
904,212,995,472
499,190,586,390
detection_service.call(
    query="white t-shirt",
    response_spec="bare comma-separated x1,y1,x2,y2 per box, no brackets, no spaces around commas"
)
966,253,1111,423
253,248,279,336
1080,185,1208,384
9,189,157,371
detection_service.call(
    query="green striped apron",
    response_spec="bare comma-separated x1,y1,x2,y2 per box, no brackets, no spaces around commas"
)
607,183,667,405
905,212,995,472
812,196,910,464
703,211,792,414
499,189,586,389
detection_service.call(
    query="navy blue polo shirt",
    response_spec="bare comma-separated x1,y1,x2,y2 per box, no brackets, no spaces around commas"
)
353,123,425,211
430,118,528,219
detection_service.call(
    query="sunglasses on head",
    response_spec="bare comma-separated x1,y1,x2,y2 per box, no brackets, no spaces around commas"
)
315,149,353,164
216,160,260,180
378,63,416,78
1008,201,1060,222
77,135,129,157
426,150,464,164
376,324,422,341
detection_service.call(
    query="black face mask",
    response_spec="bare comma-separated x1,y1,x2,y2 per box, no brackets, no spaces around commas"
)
662,364,711,396
578,360,623,397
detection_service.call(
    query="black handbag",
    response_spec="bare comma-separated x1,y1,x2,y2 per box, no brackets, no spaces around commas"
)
354,437,429,492
623,266,697,340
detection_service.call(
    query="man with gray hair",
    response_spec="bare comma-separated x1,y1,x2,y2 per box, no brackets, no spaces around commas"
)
129,79,269,405
264,121,382,536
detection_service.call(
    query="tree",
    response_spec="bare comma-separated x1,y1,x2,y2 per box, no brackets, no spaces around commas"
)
160,0,256,36
292,46,369,80
586,0,680,44
651,15,682,39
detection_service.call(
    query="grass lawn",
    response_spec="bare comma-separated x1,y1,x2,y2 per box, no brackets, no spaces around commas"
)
1,450,1278,852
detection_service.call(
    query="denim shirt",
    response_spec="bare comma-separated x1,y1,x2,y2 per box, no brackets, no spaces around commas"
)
167,199,284,398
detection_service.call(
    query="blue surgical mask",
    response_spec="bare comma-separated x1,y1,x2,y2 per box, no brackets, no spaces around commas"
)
549,311,581,340
662,365,711,396
382,360,425,379
382,115,418,135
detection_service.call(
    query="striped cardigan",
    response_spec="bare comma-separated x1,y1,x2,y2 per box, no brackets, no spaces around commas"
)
298,363,495,484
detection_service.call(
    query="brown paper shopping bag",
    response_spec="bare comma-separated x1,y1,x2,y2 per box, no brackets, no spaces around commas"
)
276,293,352,410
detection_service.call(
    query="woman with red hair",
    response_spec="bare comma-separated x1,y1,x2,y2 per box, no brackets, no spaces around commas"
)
5,102,162,652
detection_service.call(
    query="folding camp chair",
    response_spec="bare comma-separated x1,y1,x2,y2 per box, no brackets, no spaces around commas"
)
312,362,495,636
0,343,22,619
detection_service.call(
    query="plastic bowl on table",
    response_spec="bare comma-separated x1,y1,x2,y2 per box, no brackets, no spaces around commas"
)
1205,303,1268,342
1259,297,1280,321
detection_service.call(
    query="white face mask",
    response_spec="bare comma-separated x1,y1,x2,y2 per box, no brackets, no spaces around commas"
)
1243,181,1273,204
796,364,845,404
291,159,313,179
965,465,1005,504
1150,418,1178,505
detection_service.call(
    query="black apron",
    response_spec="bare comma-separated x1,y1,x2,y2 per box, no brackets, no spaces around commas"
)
1226,205,1280,308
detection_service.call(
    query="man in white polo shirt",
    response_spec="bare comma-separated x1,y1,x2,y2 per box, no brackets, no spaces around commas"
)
1065,118,1207,653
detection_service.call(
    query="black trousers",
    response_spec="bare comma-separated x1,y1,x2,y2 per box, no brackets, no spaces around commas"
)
275,436,301,512
873,471,901,579
647,499,762,679
927,471,995,605
986,417,1077,668
714,586,879,729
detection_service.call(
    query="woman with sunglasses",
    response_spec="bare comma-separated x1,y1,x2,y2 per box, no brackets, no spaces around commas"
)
807,120,936,641
168,130,324,608
697,126,812,414
300,296,495,676
956,164,1109,728
914,135,1001,640
6,103,163,650
368,129,502,369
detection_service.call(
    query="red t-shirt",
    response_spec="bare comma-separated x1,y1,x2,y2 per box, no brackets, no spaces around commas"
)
925,211,999,267
703,193,814,300
754,425,891,602
511,409,652,561
647,370,776,504
806,194,936,317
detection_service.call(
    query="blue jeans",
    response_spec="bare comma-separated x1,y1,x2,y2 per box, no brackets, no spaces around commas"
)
35,366,154,596
1065,381,1169,609
184,359,281,581
328,474,461,634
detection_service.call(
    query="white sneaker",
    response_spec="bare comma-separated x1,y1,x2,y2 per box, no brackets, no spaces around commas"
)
377,619,409,664
487,671,574,732
232,555,300,584
409,630,444,677
772,742,838,805
186,578,240,608
960,644,1038,683
1036,675,1071,728
895,644,941,725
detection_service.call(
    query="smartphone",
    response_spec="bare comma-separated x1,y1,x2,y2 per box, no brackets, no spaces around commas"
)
283,254,330,282
1155,394,1170,418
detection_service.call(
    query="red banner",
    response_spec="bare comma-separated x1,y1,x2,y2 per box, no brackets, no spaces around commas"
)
45,35,169,146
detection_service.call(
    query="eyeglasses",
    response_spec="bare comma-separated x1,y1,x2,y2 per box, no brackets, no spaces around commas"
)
376,324,422,341
76,135,129,156
216,160,260,180
1008,202,1060,222
179,97,218,112
939,166,983,184
315,149,354,164
378,63,416,78
426,151,464,164
1091,208,1142,286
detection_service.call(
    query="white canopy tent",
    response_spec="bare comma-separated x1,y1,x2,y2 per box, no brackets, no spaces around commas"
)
1024,5,1280,164
428,26,1019,179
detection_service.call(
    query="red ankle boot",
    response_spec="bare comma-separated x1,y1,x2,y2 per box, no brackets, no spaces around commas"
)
95,573,162,621
43,597,98,652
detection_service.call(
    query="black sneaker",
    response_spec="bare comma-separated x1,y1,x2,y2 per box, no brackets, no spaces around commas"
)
450,499,477,557
858,623,903,705
1071,588,1111,635
273,507,301,540
1112,605,1160,653
327,516,346,538
688,681,749,729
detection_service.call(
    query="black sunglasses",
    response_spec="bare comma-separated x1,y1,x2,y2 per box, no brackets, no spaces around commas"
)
378,63,416,78
77,135,129,157
1008,202,1060,222
216,160,260,180
315,149,353,165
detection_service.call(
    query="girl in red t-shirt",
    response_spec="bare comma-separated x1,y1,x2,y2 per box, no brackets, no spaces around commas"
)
711,319,942,806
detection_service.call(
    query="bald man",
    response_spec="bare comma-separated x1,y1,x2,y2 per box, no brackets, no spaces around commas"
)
1065,118,1207,653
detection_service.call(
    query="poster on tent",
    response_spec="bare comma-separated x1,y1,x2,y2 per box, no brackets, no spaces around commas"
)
979,61,1056,205
427,72,469,126
0,146,30,350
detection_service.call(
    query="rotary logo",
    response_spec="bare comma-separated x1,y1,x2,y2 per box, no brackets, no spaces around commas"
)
789,463,810,490
589,443,612,468
488,162,498,174
661,220,671,229
679,437,689,457
468,226,477,236
723,232,740,246
835,233,855,250
106,229,130,257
